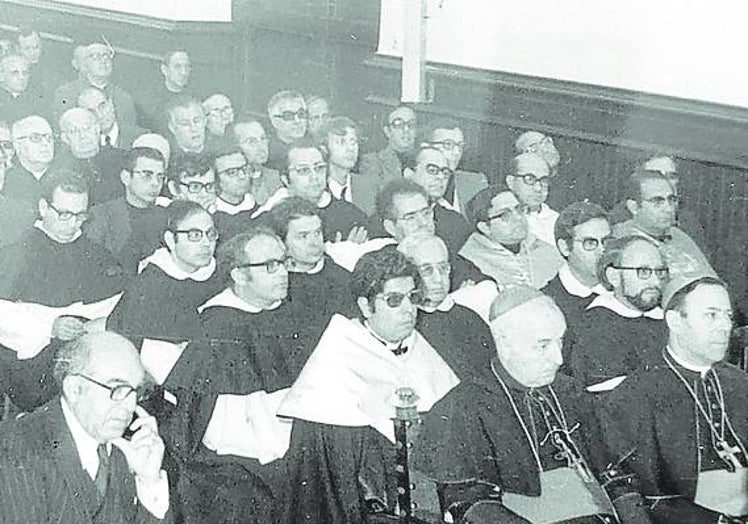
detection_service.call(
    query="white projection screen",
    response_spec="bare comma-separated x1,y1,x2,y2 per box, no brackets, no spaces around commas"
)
378,0,748,109
52,0,232,21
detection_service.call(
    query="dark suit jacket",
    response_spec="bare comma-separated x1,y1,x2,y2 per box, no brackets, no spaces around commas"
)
454,169,488,214
108,123,148,150
1,160,47,203
357,146,403,215
349,170,386,217
0,399,171,523
53,78,137,127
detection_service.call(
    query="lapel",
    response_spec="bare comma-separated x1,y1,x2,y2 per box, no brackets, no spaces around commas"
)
43,401,101,520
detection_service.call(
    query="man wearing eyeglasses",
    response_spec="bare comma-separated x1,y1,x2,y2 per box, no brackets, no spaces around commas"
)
202,93,234,148
85,147,168,275
211,145,261,240
543,201,612,366
507,152,559,246
306,95,330,143
0,331,172,523
424,118,488,215
166,152,217,213
3,115,54,202
459,187,562,290
78,86,146,150
231,118,283,206
613,170,713,282
359,104,417,189
166,96,207,157
53,33,136,128
57,107,127,206
570,236,669,391
266,90,308,172
278,248,460,522
0,52,46,124
601,275,748,523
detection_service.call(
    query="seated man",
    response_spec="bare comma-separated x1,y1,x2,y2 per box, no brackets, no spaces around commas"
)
257,139,368,242
507,152,559,246
53,34,136,127
57,107,126,205
165,152,216,213
212,145,256,239
0,331,171,523
414,287,645,523
232,118,282,205
423,117,488,214
305,95,330,144
265,90,308,172
166,95,207,157
459,186,562,289
202,93,234,149
543,201,611,343
85,146,168,275
3,115,54,202
613,170,713,280
0,136,35,247
515,130,561,175
137,49,193,134
16,27,61,101
0,52,45,123
602,274,748,523
359,104,417,192
78,86,146,149
398,232,496,380
323,116,373,212
570,236,668,391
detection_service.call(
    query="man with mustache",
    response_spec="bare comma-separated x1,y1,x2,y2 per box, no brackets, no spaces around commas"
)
569,235,669,391
601,274,747,523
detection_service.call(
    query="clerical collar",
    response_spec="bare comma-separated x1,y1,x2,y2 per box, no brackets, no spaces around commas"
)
34,220,82,244
288,256,325,274
586,292,664,320
558,263,604,298
139,247,216,282
363,320,416,356
215,193,256,215
61,396,110,479
665,345,711,376
418,294,455,313
199,287,282,314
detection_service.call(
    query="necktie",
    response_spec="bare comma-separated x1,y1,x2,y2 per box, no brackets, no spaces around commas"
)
391,343,408,356
105,135,112,147
94,444,109,498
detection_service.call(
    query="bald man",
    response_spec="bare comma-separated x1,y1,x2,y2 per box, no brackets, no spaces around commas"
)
78,86,145,149
0,331,172,523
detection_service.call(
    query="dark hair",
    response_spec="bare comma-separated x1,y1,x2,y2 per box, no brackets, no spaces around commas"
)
285,137,325,170
665,276,728,314
375,179,428,222
40,168,88,201
267,196,321,240
596,235,658,291
624,170,671,204
350,247,419,304
123,146,165,173
162,49,188,67
165,200,208,232
165,94,201,123
212,144,244,172
414,144,446,166
465,185,510,228
423,117,461,142
168,152,213,183
217,224,279,273
323,116,356,139
554,200,608,251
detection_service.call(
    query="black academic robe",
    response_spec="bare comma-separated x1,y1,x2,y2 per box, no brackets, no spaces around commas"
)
1,160,46,203
0,227,125,306
570,307,667,389
0,195,35,248
318,198,369,241
56,147,126,206
0,86,47,123
0,399,171,524
107,264,223,345
213,209,256,242
414,364,611,523
433,203,473,255
601,358,748,522
416,302,496,383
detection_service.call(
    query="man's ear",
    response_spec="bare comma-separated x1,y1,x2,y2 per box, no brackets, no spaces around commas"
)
557,238,571,258
163,230,176,251
61,375,81,404
280,172,289,188
605,266,620,289
160,63,168,79
120,169,130,187
626,199,639,217
383,218,397,239
382,125,392,140
167,180,179,197
665,309,681,332
476,221,490,236
357,296,373,319
402,167,414,180
230,267,247,286
505,175,514,190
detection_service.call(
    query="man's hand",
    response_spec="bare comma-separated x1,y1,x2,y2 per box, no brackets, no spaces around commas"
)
112,406,165,484
51,316,86,341
334,225,369,244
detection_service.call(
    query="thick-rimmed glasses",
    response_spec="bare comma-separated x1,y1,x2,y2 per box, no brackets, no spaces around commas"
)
289,163,326,177
236,257,290,273
377,289,424,308
509,173,550,188
388,118,415,130
422,164,453,177
179,181,216,194
486,205,523,223
396,206,433,225
574,236,611,251
273,109,308,122
642,195,679,208
49,203,88,222
612,266,669,280
431,139,464,151
131,169,166,184
219,165,250,178
173,228,219,242
74,374,140,401
207,106,233,118
16,132,53,144
417,262,451,278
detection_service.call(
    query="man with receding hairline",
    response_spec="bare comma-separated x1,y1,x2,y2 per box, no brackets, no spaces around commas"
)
266,90,308,172
0,52,45,123
137,50,193,134
0,330,172,523
3,115,54,202
78,86,145,149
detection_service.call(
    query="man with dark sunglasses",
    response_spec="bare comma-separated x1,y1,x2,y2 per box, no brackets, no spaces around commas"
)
613,169,713,282
278,247,460,522
0,331,172,523
265,90,308,172
569,236,669,391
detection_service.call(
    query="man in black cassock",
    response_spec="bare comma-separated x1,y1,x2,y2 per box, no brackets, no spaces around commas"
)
3,115,55,203
601,275,748,523
569,235,669,391
413,287,649,523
